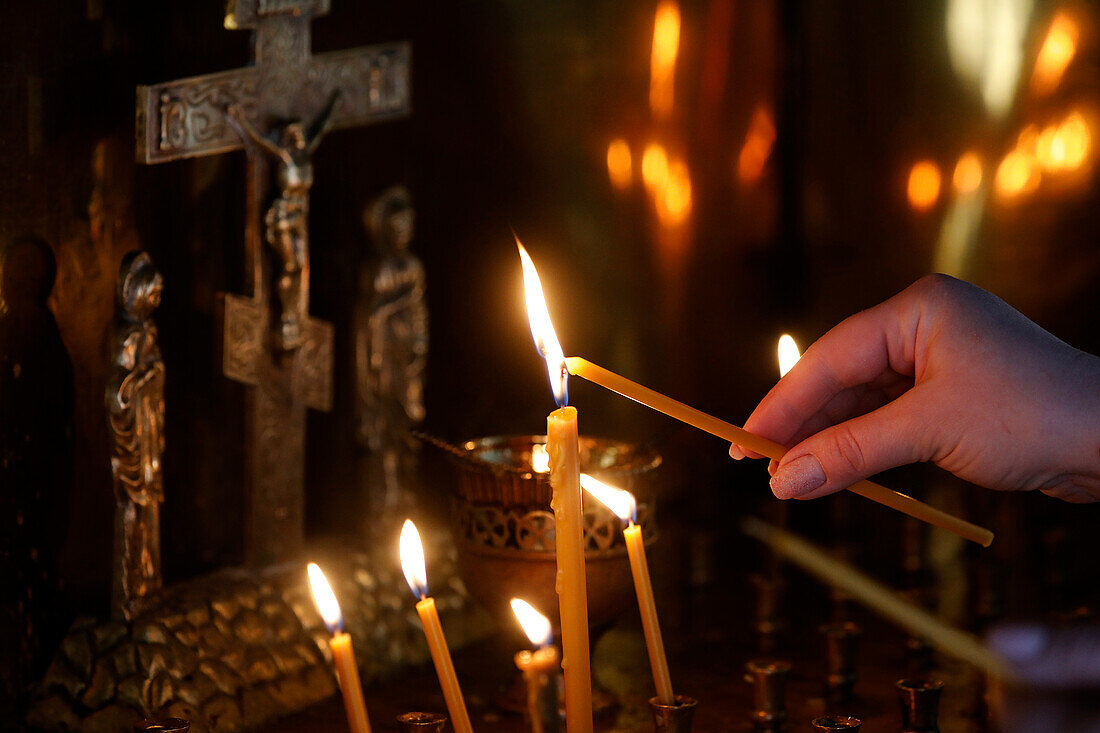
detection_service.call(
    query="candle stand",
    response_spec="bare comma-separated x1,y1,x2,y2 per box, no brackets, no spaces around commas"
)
647,694,697,732
423,433,662,718
396,712,448,731
745,659,790,732
821,622,862,704
896,678,944,732
812,716,862,731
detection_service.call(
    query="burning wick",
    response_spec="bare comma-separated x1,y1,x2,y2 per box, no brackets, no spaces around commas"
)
307,563,372,733
581,476,673,705
399,521,474,733
511,599,560,733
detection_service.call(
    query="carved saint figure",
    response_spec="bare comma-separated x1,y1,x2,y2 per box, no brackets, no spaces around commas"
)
356,186,428,455
227,94,338,351
107,252,165,620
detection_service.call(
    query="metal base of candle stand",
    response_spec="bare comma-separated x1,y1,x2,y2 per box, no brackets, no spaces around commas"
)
397,712,448,731
26,541,492,732
648,695,697,732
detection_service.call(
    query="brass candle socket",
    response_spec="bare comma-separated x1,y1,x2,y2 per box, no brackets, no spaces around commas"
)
648,695,698,732
812,716,862,731
821,622,861,704
397,712,448,731
745,659,790,732
896,678,944,732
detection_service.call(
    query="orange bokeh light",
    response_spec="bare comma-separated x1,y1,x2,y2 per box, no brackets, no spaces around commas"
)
655,157,692,227
607,138,633,190
642,143,669,191
649,1,681,119
737,106,777,185
907,160,941,211
996,149,1040,199
1032,11,1078,95
1035,111,1091,172
952,152,983,194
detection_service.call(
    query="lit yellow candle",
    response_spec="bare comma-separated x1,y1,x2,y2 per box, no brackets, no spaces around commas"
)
518,241,593,732
581,475,673,705
565,356,994,548
511,599,560,733
400,520,474,733
307,563,372,733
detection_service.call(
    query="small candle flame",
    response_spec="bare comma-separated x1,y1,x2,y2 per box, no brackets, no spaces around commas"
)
517,238,568,407
531,443,550,473
580,474,638,524
777,334,801,377
511,598,553,647
399,519,428,599
307,562,343,633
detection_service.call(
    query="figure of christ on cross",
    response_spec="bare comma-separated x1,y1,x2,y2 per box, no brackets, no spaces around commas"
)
136,0,410,566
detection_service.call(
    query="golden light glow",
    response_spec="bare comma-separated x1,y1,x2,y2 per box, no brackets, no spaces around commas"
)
580,474,637,523
953,152,983,194
307,562,343,632
510,598,553,647
737,106,777,184
907,160,942,211
1032,11,1078,95
607,138,633,191
656,157,692,227
399,519,428,599
1037,111,1091,171
517,239,568,406
531,443,550,474
777,335,801,378
996,149,1040,198
650,1,681,119
642,143,670,192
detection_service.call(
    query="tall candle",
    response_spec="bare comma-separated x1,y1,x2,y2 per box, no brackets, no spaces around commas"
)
547,407,593,732
307,563,372,733
581,475,673,704
400,520,474,733
518,241,593,732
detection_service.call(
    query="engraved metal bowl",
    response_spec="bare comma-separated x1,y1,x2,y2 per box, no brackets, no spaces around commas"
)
447,435,661,636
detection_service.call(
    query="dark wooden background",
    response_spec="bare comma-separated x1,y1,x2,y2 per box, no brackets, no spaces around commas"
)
3,0,1100,718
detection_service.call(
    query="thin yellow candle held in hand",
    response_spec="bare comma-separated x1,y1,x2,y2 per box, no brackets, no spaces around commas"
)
565,356,994,548
400,520,474,733
518,240,594,732
307,563,372,733
581,475,674,705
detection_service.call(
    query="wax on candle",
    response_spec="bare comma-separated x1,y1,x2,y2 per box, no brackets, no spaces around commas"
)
741,517,1015,681
307,563,372,733
400,521,474,733
547,406,594,733
565,356,994,548
581,474,673,705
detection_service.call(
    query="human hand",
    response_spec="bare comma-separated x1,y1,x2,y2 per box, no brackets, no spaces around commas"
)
731,275,1100,502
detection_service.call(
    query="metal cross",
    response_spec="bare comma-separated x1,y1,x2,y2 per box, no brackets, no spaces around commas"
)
136,0,410,566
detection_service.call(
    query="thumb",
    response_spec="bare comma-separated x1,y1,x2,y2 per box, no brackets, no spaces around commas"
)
770,390,932,500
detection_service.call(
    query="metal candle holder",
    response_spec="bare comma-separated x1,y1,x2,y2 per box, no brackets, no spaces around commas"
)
896,678,944,732
648,695,698,732
812,716,862,731
745,659,790,731
397,712,448,731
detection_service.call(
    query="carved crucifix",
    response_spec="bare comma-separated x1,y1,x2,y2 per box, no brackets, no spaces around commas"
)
136,0,410,566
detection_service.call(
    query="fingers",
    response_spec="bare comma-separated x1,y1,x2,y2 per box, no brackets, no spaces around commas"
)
769,388,932,499
743,297,920,457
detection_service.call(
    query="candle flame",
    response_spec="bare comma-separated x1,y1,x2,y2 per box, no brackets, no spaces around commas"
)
399,519,428,599
1032,11,1078,96
649,1,681,119
777,334,801,377
531,443,550,473
517,238,568,406
907,160,942,211
510,598,553,647
307,562,343,633
580,473,637,524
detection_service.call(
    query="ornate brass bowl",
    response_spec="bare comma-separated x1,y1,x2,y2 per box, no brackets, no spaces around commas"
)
447,435,662,636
